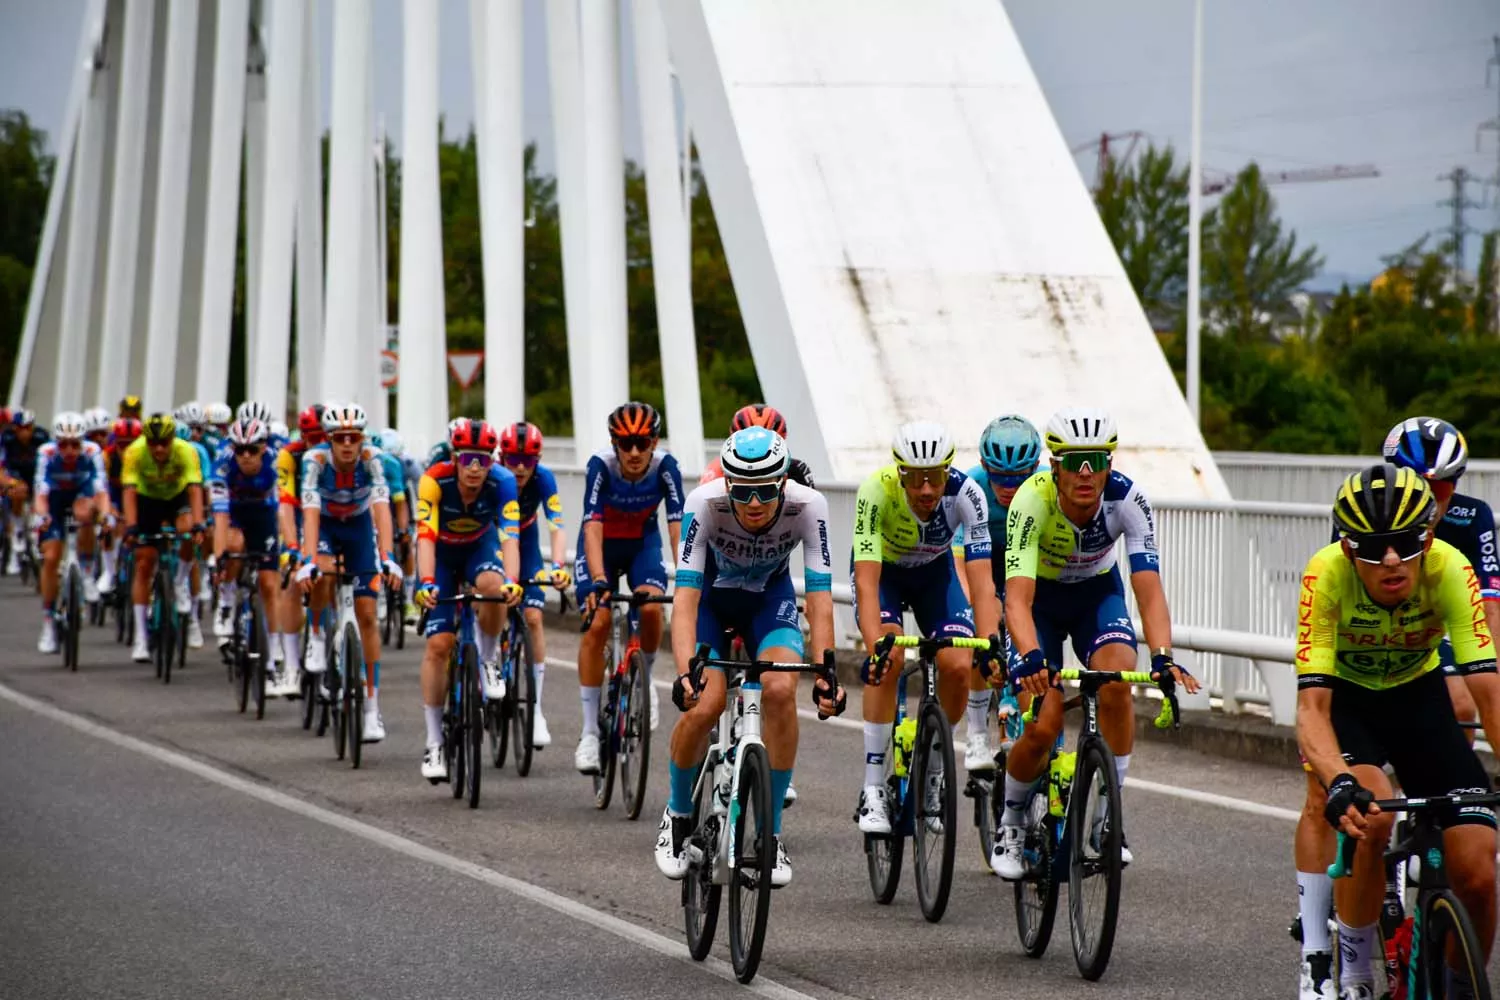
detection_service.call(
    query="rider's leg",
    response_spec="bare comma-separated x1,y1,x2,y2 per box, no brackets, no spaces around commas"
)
523,606,547,700
355,591,380,696
73,495,96,576
419,628,457,746
629,539,669,674
1331,764,1395,988
172,509,195,604
760,664,800,836
667,667,728,815
39,537,61,609
1444,824,1498,961
934,646,970,730
861,623,906,787
1089,641,1138,781
1295,768,1337,958
577,578,611,729
132,542,158,639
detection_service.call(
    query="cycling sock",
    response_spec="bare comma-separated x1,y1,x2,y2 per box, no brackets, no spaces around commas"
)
133,604,148,638
423,705,443,745
100,546,116,577
533,660,545,704
42,599,54,616
369,661,380,696
863,722,892,787
966,692,990,737
366,688,379,713
477,629,497,666
1335,919,1377,984
770,769,793,835
218,582,235,609
581,686,601,730
667,759,695,816
1114,753,1131,787
1298,870,1333,954
1002,773,1038,826
282,631,301,666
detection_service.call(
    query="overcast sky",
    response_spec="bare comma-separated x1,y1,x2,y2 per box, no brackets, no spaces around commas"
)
2,0,1497,287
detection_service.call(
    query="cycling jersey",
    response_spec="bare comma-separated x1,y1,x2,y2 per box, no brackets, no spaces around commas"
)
1004,470,1158,584
276,440,315,509
299,443,390,519
1438,492,1500,600
33,441,106,498
677,480,834,594
379,451,407,505
121,437,204,500
414,461,520,546
1,427,50,483
579,447,685,541
851,464,990,568
517,464,565,534
209,449,279,513
699,456,816,490
1296,538,1494,691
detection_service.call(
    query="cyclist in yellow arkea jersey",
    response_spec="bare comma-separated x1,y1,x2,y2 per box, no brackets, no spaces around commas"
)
121,414,205,663
1298,465,1496,1000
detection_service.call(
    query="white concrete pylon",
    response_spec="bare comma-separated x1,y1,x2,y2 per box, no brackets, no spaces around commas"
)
243,19,266,394
476,0,524,426
143,0,203,415
294,0,323,412
321,0,371,405
195,0,251,407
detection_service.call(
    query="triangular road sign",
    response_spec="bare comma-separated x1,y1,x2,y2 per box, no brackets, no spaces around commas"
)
447,351,484,388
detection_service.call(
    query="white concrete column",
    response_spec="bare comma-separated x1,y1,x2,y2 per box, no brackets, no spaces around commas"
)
143,0,202,413
251,0,305,419
358,137,380,427
372,130,390,430
544,0,594,447
468,0,491,276
321,0,372,406
54,11,109,417
396,0,445,451
195,0,250,405
631,0,703,473
477,0,524,424
243,16,267,397
96,0,155,411
294,0,323,411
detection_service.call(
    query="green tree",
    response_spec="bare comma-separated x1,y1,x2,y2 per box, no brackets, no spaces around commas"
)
0,110,53,384
1092,144,1189,327
1473,231,1497,338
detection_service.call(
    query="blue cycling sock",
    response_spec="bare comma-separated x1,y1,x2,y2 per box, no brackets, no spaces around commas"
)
771,769,793,835
668,760,695,817
371,659,381,688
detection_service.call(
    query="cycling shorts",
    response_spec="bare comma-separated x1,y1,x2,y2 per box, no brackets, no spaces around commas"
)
137,490,192,536
40,489,85,543
851,550,975,639
519,530,547,611
422,526,506,637
574,536,668,604
1030,567,1137,668
228,503,278,559
696,569,804,663
315,510,379,598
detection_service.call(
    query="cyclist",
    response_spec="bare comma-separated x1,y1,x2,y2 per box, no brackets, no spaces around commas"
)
499,420,570,748
991,407,1196,879
655,428,843,886
81,407,111,450
97,417,142,596
412,418,523,779
204,402,233,449
293,402,401,743
574,401,685,774
379,427,425,615
951,414,1042,771
3,409,49,573
275,404,326,673
121,414,205,663
209,416,290,692
1300,464,1497,1000
118,394,143,421
33,413,108,652
699,404,815,488
174,402,215,649
851,421,1000,835
369,430,410,631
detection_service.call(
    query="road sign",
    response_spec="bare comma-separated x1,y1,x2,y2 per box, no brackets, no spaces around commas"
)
447,351,484,388
380,350,398,388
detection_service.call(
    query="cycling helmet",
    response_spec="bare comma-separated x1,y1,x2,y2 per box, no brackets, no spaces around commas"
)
236,400,274,426
449,417,498,453
53,411,87,441
1333,464,1437,539
228,416,270,446
1044,407,1118,453
891,421,955,468
321,402,367,434
119,394,142,417
721,427,790,480
204,401,233,426
499,421,544,457
428,441,451,466
980,415,1042,474
111,417,143,445
174,401,205,428
82,406,112,435
12,408,35,428
1383,416,1468,483
269,420,289,442
377,428,404,457
607,401,661,440
730,403,787,439
298,403,326,437
143,413,177,442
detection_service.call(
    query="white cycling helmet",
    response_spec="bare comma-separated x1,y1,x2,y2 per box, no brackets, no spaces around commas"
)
175,401,205,427
227,416,269,447
378,428,404,457
1044,407,1118,454
53,411,87,441
322,402,368,434
891,421,955,468
269,420,289,441
82,406,111,434
720,427,790,480
204,401,233,426
236,400,274,426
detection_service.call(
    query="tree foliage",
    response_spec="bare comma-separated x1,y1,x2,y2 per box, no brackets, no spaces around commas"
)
0,110,52,386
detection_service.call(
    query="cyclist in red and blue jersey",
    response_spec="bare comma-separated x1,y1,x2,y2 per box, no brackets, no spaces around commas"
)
573,401,686,775
33,412,108,654
274,404,325,672
97,417,142,598
499,420,571,749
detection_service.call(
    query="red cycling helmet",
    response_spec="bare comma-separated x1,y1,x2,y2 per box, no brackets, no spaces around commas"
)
111,417,143,445
298,403,327,442
499,421,544,458
730,403,787,438
449,417,499,453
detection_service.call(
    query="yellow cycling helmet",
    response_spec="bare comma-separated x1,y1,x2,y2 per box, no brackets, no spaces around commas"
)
1333,463,1436,539
119,394,143,418
143,412,177,443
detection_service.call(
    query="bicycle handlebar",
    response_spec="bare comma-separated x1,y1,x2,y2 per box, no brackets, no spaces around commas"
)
579,590,673,632
1327,789,1500,879
688,644,843,720
1020,667,1179,730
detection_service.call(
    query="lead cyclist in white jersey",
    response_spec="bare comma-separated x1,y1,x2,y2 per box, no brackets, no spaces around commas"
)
654,428,845,888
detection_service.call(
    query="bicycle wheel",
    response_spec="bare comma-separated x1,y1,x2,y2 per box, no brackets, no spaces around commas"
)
250,593,268,720
684,759,722,961
619,650,651,819
1068,737,1123,981
1424,889,1493,1000
234,611,251,714
342,623,364,769
727,742,774,983
593,677,618,811
463,642,484,808
511,623,537,777
912,701,957,923
156,569,176,685
1014,789,1061,957
393,587,406,650
489,695,510,770
449,647,468,798
865,756,905,904
64,566,81,671
969,774,997,870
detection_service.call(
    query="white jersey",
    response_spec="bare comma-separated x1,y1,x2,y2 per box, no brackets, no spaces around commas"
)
676,480,835,594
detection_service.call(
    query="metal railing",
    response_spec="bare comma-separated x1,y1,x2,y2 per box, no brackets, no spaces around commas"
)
1214,451,1500,505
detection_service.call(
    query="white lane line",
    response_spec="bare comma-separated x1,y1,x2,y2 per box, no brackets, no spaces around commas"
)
546,657,1305,824
0,681,826,1000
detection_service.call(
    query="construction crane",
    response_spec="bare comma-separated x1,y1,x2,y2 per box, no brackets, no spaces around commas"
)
1070,131,1379,195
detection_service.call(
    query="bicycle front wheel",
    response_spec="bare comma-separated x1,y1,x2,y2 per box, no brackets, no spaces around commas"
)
511,623,537,777
619,650,651,820
1424,889,1493,1000
463,641,484,808
64,566,81,671
1068,736,1123,981
593,679,618,811
865,734,905,905
912,701,957,923
1014,790,1060,957
728,742,774,984
250,594,269,720
683,759,722,961
342,623,364,769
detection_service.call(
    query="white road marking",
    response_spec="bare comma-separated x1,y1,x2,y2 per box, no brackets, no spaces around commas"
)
0,681,829,1000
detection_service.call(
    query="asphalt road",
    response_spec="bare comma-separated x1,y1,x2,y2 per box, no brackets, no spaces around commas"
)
0,582,1493,1000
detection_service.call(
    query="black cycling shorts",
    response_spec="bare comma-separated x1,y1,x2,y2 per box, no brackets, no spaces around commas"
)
137,491,191,535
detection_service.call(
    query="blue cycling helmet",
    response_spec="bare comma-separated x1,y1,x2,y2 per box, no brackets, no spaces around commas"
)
979,415,1042,474
1383,416,1468,483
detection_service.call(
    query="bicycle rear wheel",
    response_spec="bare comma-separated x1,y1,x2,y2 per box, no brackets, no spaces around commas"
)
1068,736,1123,981
235,618,251,714
511,622,537,777
463,641,484,808
1014,790,1061,957
619,650,650,819
912,701,957,923
593,677,618,811
342,623,364,769
1424,889,1493,1000
449,648,467,798
728,742,774,983
683,759,722,961
64,566,81,671
250,593,269,720
392,586,406,650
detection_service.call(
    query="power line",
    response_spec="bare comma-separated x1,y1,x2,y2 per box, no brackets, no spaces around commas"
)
1437,165,1481,275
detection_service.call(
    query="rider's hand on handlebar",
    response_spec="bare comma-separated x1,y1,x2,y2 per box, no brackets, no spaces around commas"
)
1324,772,1378,837
500,581,524,607
672,670,700,712
1010,648,1052,698
415,579,439,609
549,566,572,589
1151,651,1200,696
294,560,319,591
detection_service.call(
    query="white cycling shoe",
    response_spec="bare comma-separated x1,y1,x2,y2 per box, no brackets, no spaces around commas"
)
1299,952,1335,1000
771,839,792,888
131,634,151,663
37,618,58,654
213,604,234,639
82,572,99,605
575,732,601,774
421,742,447,781
304,639,327,675
653,807,691,880
362,703,385,743
186,615,205,650
856,785,892,835
991,823,1026,880
964,730,997,771
482,661,507,701
97,569,115,595
1336,982,1376,1000
532,712,552,748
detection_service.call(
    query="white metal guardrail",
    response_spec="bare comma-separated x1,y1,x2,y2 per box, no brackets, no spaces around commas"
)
1214,452,1500,506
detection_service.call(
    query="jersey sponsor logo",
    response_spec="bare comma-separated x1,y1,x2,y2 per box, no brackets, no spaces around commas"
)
1297,574,1317,662
1336,625,1444,650
777,599,797,623
1480,530,1498,572
1447,504,1477,524
817,519,831,566
1013,513,1036,554
1132,491,1154,526
1398,610,1434,626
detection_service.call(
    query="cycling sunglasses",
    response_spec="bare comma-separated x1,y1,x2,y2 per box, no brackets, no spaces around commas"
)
329,431,363,446
613,435,653,454
56,439,82,451
455,450,493,470
983,464,1037,489
898,465,949,488
502,453,538,469
1055,450,1111,474
1345,528,1428,564
233,444,264,457
728,479,783,504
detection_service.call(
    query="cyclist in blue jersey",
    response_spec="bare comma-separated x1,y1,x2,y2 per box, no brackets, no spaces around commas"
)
175,402,216,650
499,420,571,748
573,402,685,775
952,415,1042,771
33,413,108,653
370,432,409,634
377,427,425,615
3,409,50,573
202,402,232,454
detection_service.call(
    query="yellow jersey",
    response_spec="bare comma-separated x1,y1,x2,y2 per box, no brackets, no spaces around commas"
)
121,437,202,501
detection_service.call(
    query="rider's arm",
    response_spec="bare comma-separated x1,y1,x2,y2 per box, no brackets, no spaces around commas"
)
299,452,323,555
1296,686,1344,790
1294,551,1346,788
31,451,48,517
415,472,439,582
581,456,608,582
800,489,836,658
1131,570,1172,654
671,585,702,679
213,512,230,559
1119,479,1170,652
952,535,972,603
366,448,394,557
660,454,686,569
851,474,886,650
1001,480,1045,656
956,477,999,638
669,486,706,673
1441,555,1500,748
123,486,139,529
496,469,522,582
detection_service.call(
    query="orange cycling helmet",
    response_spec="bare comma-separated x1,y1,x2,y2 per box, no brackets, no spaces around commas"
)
608,402,661,440
730,403,787,438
